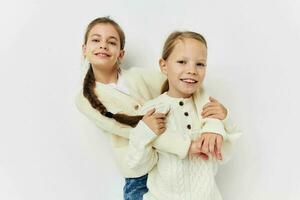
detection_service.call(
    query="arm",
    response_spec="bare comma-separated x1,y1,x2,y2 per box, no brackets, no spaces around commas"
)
126,120,159,170
75,91,132,138
201,100,241,162
152,129,192,159
127,101,192,170
152,91,228,159
218,119,242,164
124,68,166,101
201,96,236,132
199,115,242,165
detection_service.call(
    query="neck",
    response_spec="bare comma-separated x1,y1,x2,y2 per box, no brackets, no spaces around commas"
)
92,65,119,84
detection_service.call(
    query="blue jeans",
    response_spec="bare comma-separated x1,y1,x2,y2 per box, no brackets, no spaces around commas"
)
123,174,148,200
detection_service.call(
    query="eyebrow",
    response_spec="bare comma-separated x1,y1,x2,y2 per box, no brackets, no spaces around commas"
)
180,56,206,62
90,34,118,40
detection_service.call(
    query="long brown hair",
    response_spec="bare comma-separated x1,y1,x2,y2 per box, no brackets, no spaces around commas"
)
82,17,142,127
160,31,207,93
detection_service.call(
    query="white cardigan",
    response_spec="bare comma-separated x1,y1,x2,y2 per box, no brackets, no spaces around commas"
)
127,93,242,200
75,67,236,178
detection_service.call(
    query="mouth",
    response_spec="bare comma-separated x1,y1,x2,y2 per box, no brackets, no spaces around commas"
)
180,78,198,84
94,52,111,58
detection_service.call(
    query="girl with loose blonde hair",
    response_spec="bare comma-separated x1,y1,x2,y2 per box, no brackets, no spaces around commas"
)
127,31,241,200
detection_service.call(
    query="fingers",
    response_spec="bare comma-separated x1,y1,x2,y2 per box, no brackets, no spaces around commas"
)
153,113,166,119
202,106,222,117
215,136,223,160
156,118,165,124
198,152,209,160
157,126,166,134
142,109,167,135
197,133,223,160
154,115,167,135
216,135,223,154
208,136,216,154
202,112,223,120
202,102,219,110
201,135,210,154
202,103,227,120
197,136,205,149
209,96,218,103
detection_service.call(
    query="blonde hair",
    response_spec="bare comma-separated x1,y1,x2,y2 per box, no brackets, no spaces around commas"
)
160,31,207,93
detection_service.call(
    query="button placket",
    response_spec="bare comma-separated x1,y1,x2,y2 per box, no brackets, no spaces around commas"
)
187,124,191,129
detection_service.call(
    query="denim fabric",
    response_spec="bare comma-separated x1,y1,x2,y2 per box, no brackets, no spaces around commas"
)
123,174,148,200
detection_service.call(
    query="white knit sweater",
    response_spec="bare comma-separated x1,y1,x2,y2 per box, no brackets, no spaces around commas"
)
76,67,238,179
127,92,242,200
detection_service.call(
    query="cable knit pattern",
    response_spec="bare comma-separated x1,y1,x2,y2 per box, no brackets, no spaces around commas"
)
127,92,242,200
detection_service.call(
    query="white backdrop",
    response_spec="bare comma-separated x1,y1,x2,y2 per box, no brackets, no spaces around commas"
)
1,0,300,199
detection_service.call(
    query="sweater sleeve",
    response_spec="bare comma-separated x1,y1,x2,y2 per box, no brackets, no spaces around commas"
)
126,120,159,170
219,119,242,164
75,90,132,138
152,130,192,159
200,118,227,139
127,100,193,166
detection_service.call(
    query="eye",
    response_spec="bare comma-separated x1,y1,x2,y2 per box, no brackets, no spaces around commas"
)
177,60,187,64
91,39,100,42
108,41,117,46
196,63,206,67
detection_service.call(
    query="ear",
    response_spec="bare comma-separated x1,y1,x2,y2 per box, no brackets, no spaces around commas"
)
82,44,87,57
159,58,167,76
118,50,125,60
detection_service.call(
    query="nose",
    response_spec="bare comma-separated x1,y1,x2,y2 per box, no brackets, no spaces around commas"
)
187,64,197,75
99,42,108,50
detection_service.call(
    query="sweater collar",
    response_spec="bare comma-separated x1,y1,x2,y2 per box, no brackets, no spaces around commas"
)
160,92,194,106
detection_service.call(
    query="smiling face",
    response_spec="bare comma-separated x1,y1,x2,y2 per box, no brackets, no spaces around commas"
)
82,23,124,71
160,38,207,98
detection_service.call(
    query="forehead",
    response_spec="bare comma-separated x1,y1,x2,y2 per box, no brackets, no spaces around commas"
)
171,38,207,58
88,23,120,39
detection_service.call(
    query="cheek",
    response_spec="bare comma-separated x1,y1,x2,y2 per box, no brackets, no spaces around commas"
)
199,69,206,77
111,49,121,57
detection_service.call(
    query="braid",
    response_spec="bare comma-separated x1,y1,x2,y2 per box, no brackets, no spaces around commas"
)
83,65,143,127
83,66,108,115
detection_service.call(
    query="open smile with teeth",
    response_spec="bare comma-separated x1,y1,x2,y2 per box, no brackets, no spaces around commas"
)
95,52,110,57
180,78,198,83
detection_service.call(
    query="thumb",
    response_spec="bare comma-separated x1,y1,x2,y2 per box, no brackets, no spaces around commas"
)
145,108,156,116
209,96,218,103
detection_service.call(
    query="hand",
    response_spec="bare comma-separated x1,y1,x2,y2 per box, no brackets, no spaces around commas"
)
197,132,223,160
142,108,166,135
201,97,227,120
188,141,209,160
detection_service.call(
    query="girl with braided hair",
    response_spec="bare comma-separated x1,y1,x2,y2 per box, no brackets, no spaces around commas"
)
76,17,230,200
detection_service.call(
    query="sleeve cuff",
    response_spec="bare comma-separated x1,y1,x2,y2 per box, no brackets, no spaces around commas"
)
221,109,238,133
201,118,227,139
153,132,191,159
130,121,158,147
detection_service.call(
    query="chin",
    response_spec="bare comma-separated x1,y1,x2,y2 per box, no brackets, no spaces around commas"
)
182,88,197,95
